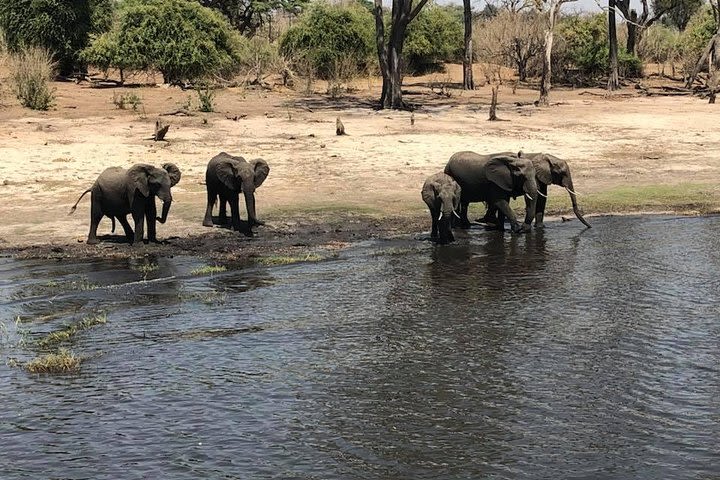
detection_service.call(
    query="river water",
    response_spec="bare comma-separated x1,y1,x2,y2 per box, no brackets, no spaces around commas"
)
1,215,719,479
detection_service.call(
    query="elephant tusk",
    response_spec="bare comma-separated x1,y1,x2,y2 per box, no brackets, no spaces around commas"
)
525,193,534,202
537,190,548,198
565,187,582,196
453,210,461,219
438,212,444,221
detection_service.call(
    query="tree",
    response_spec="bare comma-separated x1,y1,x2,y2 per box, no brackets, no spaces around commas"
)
659,0,703,31
685,0,720,86
404,5,463,73
373,0,430,109
608,0,620,90
463,0,474,89
198,0,308,36
616,0,701,55
536,0,577,106
0,0,92,75
83,0,245,84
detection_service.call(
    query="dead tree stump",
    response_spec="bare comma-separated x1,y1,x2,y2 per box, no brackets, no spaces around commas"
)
154,119,170,141
336,117,346,136
488,86,499,121
410,112,415,126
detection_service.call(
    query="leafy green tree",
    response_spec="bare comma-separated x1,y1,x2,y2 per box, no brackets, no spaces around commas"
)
83,0,246,83
404,5,463,73
658,0,703,31
0,0,92,75
279,1,375,79
198,0,308,36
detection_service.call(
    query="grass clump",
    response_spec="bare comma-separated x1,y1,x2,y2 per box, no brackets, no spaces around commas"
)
37,313,107,348
112,92,143,111
8,47,56,110
191,265,227,276
26,348,81,374
196,84,215,112
258,253,323,266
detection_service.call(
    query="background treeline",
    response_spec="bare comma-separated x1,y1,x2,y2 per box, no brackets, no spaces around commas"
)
0,0,717,108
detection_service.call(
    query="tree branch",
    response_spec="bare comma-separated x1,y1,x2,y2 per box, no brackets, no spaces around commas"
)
409,0,430,22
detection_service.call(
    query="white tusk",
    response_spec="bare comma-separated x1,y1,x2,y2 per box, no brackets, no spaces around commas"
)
438,212,444,221
525,193,534,202
565,187,581,196
537,190,548,198
453,210,461,219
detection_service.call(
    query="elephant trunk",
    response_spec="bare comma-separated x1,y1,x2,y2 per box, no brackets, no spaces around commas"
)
158,200,172,224
564,178,591,228
244,189,257,226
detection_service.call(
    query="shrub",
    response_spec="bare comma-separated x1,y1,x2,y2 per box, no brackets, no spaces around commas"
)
638,24,681,67
196,85,215,112
279,1,375,80
237,36,284,84
677,6,718,74
8,47,56,110
0,0,92,75
404,5,464,74
112,92,142,111
82,0,245,84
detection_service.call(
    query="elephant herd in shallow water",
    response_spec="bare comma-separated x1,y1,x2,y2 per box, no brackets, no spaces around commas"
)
69,148,589,246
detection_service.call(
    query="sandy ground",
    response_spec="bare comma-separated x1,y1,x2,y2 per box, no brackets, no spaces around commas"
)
0,64,718,259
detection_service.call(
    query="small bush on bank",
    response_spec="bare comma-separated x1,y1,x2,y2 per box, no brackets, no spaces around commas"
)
8,47,56,110
404,5,464,74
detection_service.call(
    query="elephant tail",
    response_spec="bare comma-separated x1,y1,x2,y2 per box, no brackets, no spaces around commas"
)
68,189,91,215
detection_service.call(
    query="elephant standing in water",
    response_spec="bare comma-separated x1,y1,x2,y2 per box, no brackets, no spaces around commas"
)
444,152,538,233
203,152,270,236
480,152,591,228
69,163,182,244
421,172,462,244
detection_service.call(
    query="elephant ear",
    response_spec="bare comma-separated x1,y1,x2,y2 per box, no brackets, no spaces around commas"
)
215,159,238,191
162,163,182,187
127,165,151,207
533,154,553,186
486,157,513,192
250,158,269,188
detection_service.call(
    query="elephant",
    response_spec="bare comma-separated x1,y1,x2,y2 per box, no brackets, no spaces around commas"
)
421,172,462,244
202,152,270,236
69,163,182,245
444,152,538,233
479,152,591,228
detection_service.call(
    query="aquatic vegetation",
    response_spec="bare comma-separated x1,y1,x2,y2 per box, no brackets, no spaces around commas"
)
258,254,323,266
133,263,159,280
190,265,228,276
25,348,81,374
37,313,107,348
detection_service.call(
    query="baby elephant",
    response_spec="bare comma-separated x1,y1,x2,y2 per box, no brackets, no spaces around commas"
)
70,163,182,245
421,172,461,244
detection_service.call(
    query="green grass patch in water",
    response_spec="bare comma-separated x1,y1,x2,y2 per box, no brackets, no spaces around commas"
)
190,265,228,276
25,348,81,374
257,253,324,266
37,313,107,348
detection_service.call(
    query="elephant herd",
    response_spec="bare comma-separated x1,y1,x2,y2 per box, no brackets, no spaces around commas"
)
69,148,588,247
70,152,270,244
422,151,591,244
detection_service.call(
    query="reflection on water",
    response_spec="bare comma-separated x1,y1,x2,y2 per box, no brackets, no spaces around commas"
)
1,216,720,479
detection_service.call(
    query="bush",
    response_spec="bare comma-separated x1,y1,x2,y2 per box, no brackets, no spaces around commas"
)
279,1,375,80
236,36,284,84
8,47,56,110
404,5,464,74
638,24,681,67
677,6,718,74
0,0,91,75
82,0,246,84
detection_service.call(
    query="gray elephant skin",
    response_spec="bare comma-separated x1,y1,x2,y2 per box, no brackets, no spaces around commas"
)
70,163,182,245
203,152,270,236
481,152,591,228
421,172,461,244
444,152,538,233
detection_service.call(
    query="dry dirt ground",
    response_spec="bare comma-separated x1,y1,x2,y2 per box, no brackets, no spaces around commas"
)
1,64,718,261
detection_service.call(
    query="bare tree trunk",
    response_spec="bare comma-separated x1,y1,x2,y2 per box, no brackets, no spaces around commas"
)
686,34,720,87
538,28,554,106
462,0,474,90
626,11,637,55
608,0,620,91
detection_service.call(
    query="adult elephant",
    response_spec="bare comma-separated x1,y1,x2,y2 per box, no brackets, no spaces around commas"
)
444,152,537,233
202,152,270,236
421,172,462,244
480,152,591,228
70,163,182,245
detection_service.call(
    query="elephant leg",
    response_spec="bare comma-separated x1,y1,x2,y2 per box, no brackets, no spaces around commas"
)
219,197,229,226
228,195,245,234
203,190,216,227
492,198,527,233
478,204,499,226
535,184,548,228
457,201,471,229
429,207,438,239
146,200,159,243
117,216,134,242
87,199,103,245
131,209,145,245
